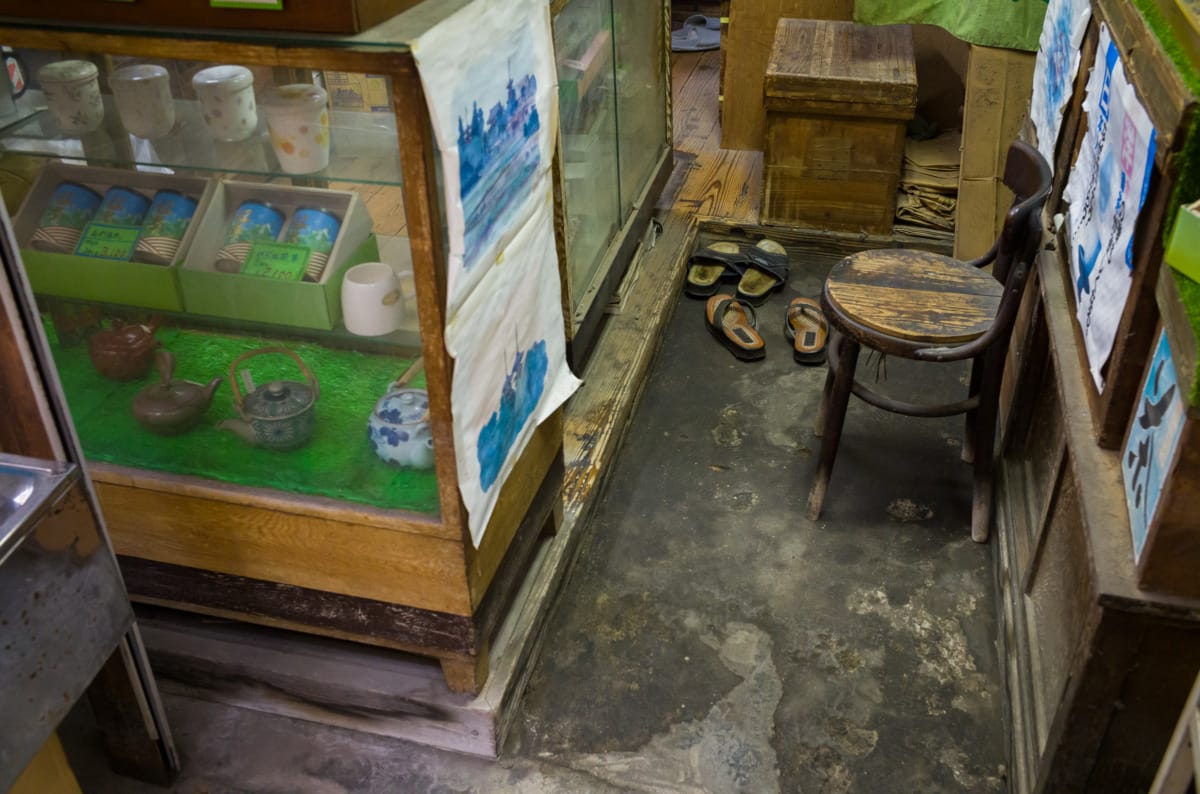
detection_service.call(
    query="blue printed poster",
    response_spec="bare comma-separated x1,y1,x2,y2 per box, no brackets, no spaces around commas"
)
411,0,559,318
1065,24,1157,388
1122,330,1186,561
443,193,580,546
1031,0,1091,170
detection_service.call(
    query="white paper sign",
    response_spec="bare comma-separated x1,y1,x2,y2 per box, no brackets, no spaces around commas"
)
412,0,559,319
444,185,580,546
1031,0,1091,170
1064,24,1157,388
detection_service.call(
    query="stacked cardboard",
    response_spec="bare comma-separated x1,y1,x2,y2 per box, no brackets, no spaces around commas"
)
896,131,960,232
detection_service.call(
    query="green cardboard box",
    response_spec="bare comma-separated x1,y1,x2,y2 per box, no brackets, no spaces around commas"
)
179,180,375,330
12,163,215,312
1166,199,1200,284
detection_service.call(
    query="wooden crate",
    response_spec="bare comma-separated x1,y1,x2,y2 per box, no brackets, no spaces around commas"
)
762,19,916,233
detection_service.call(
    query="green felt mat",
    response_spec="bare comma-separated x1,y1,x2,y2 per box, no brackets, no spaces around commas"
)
50,323,440,516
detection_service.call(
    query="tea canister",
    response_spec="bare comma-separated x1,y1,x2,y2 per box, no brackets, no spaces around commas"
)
29,181,102,252
134,190,198,265
214,199,285,273
282,206,341,282
192,65,257,142
38,59,104,135
261,83,331,174
110,63,175,139
91,186,151,227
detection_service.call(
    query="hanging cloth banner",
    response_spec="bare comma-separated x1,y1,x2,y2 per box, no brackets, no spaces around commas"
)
411,0,560,320
444,187,581,546
1030,0,1092,171
413,0,579,545
854,0,1048,52
1064,23,1157,389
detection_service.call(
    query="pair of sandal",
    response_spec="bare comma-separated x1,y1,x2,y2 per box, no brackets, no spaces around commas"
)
705,294,828,364
685,239,790,306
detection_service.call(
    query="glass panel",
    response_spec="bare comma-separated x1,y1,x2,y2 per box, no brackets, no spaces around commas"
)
2,47,436,518
612,0,668,215
554,0,622,312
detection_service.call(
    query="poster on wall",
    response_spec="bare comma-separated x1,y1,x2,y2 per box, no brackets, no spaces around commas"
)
412,0,559,318
1064,24,1157,389
444,187,581,546
1030,0,1091,170
1122,330,1185,561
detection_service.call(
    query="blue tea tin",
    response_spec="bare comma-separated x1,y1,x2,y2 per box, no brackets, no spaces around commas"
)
283,206,341,282
30,180,102,252
215,200,285,273
92,186,151,227
133,189,198,265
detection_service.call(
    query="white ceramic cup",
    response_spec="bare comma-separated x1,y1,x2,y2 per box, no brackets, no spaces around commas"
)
342,262,404,337
191,65,257,142
111,64,175,139
261,84,330,174
38,60,104,135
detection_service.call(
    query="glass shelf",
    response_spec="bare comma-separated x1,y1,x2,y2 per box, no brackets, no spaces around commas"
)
0,93,403,187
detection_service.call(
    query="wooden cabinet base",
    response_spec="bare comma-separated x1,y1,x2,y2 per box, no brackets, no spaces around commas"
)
111,452,563,695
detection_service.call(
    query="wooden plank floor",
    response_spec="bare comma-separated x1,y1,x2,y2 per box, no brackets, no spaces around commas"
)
667,50,763,224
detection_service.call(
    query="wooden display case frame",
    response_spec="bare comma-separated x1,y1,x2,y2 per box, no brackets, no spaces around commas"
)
0,4,563,694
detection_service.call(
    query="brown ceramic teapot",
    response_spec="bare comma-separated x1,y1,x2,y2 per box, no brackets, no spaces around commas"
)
131,350,221,435
88,320,158,381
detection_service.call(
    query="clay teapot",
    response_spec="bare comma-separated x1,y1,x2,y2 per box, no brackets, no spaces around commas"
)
217,346,319,451
367,387,434,469
88,320,159,381
131,350,221,436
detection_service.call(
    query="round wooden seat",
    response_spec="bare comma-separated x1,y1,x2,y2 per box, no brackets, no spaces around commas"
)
825,248,1004,344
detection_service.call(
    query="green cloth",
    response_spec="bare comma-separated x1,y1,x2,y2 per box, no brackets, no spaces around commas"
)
50,322,441,515
854,0,1049,52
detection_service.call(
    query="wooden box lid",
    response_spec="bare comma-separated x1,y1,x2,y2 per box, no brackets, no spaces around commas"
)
765,19,917,116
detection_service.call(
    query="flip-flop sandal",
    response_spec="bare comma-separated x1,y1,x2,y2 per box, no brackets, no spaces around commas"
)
705,293,765,361
784,297,828,365
672,15,722,52
736,239,789,306
684,241,747,298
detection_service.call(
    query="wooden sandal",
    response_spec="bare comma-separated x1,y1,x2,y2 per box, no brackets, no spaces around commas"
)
784,297,828,365
705,293,765,361
736,239,789,305
684,242,747,298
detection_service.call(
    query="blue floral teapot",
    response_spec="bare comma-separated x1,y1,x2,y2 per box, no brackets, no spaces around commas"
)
367,386,434,468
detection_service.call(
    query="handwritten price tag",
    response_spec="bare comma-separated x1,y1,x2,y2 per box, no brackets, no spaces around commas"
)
75,223,139,261
241,242,309,281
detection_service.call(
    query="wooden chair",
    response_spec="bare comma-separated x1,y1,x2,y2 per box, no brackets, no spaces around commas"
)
805,140,1051,542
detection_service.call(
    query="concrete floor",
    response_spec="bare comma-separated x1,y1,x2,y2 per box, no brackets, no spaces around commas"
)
62,246,1008,792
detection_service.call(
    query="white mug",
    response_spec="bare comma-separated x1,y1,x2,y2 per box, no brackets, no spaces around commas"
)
111,64,175,139
192,65,257,142
38,60,104,135
342,262,404,337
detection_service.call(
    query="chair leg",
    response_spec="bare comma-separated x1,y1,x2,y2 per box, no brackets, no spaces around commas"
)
813,335,839,437
806,334,860,521
962,355,984,464
970,350,1003,543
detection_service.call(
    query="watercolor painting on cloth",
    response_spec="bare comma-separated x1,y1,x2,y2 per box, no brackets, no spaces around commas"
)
412,0,558,318
443,187,580,546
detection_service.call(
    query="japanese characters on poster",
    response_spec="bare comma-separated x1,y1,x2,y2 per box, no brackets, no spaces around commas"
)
1031,0,1091,170
1064,24,1157,388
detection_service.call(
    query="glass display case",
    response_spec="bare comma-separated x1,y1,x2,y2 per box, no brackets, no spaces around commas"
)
0,4,563,695
552,0,672,365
